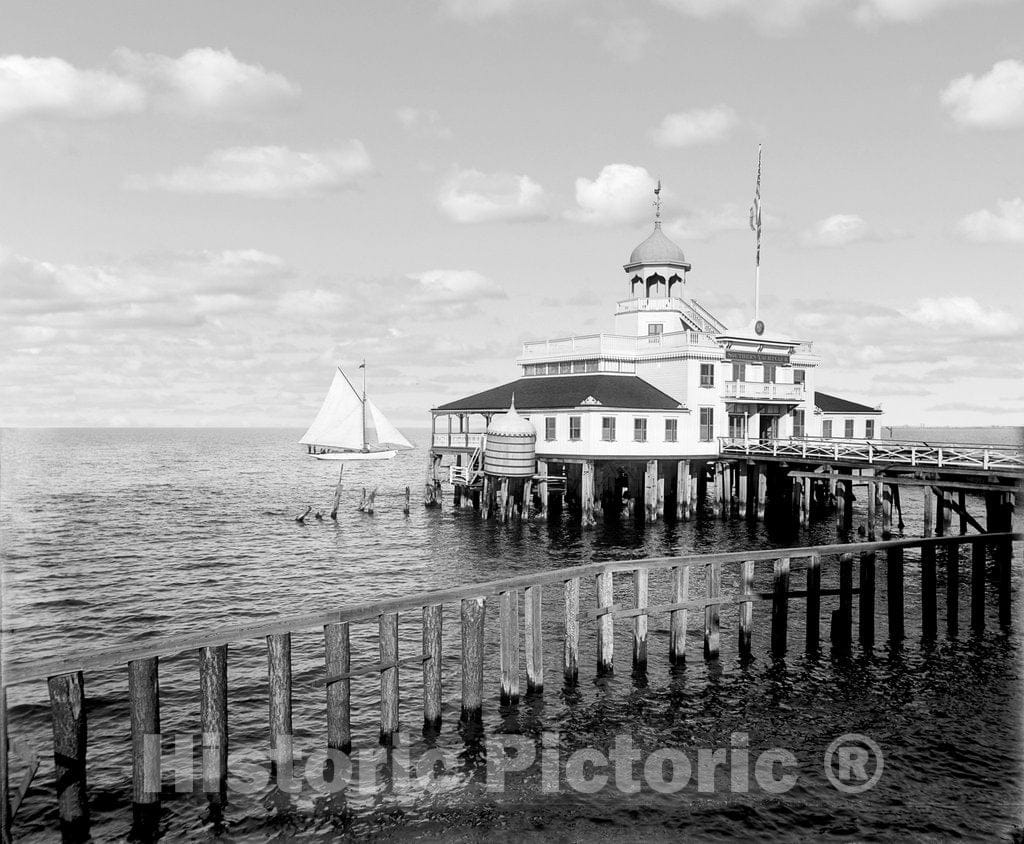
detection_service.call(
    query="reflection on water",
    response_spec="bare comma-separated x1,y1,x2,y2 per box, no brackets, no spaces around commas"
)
1,428,1021,841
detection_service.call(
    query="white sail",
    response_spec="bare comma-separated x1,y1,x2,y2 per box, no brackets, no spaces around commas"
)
367,398,414,449
299,369,364,449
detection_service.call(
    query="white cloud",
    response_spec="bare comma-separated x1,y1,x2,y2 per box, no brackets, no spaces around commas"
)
437,168,547,223
0,49,298,123
799,213,898,246
0,55,146,122
395,106,452,139
440,0,552,20
125,143,373,198
664,205,752,241
655,0,836,33
955,198,1024,242
651,105,739,147
855,0,1008,24
566,163,657,226
906,296,1021,336
941,59,1024,129
576,16,652,62
408,269,506,302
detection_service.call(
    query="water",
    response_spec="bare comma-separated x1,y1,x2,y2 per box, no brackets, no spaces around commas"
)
1,428,1021,841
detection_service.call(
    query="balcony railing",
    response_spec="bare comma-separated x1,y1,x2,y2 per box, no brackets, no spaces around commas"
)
519,330,720,361
432,433,484,449
724,381,805,401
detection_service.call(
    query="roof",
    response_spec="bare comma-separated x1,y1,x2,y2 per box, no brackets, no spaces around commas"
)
814,391,879,414
437,375,685,412
486,401,536,436
626,222,689,268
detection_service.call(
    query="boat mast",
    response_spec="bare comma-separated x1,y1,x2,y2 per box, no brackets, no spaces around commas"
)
361,359,367,451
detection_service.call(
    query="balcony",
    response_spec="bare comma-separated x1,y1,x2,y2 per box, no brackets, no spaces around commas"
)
724,381,805,402
519,330,720,362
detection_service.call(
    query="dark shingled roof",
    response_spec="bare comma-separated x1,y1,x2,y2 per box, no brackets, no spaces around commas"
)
814,391,878,414
437,375,684,412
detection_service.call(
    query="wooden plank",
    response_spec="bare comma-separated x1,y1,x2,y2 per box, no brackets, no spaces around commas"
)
704,562,721,660
422,605,443,728
379,613,400,744
806,552,821,652
669,566,689,664
946,542,960,637
921,543,937,640
887,546,904,644
266,633,292,774
563,578,580,683
48,672,88,839
324,622,351,752
128,657,160,830
633,569,649,668
596,571,614,674
771,557,790,657
971,538,986,632
738,560,754,658
859,552,876,651
461,597,485,722
525,586,543,693
498,591,520,703
199,645,228,804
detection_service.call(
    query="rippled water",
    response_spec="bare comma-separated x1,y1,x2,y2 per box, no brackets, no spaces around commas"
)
1,428,1021,842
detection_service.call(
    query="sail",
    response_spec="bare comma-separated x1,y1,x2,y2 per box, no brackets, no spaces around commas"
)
298,369,365,449
367,398,414,449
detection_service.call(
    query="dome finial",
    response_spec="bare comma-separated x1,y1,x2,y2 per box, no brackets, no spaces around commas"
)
653,179,662,221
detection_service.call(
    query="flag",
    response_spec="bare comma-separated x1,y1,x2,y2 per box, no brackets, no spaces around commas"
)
358,361,365,369
749,145,762,266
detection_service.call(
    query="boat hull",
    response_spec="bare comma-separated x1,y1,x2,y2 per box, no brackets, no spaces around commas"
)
312,450,397,462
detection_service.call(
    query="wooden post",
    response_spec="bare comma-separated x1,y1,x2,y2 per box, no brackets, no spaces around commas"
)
704,562,721,660
887,546,904,644
881,483,893,538
866,480,877,541
128,658,160,831
935,489,945,537
833,553,854,652
995,493,1012,629
324,622,351,752
921,542,937,640
957,491,967,535
643,460,656,522
537,460,549,521
947,541,960,637
738,560,754,658
522,479,533,521
656,474,666,520
596,570,614,674
802,477,811,527
461,597,485,722
722,464,732,519
453,484,463,508
497,478,509,524
499,590,520,703
525,585,543,693
581,460,596,529
971,538,986,633
771,557,790,657
563,578,580,683
806,552,821,652
330,465,344,520
404,485,411,515
756,464,767,521
423,605,443,729
923,486,934,538
842,479,854,533
669,566,689,664
859,552,876,651
676,460,690,520
738,465,748,519
199,645,228,804
379,612,399,744
633,569,648,668
711,463,722,519
690,470,700,520
48,672,88,839
267,633,292,775
836,478,845,531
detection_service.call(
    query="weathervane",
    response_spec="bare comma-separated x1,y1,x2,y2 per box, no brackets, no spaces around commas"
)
653,179,662,220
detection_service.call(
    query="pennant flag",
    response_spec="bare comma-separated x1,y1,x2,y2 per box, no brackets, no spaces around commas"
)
749,145,762,266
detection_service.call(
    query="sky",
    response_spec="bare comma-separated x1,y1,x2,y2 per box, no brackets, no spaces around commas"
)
1,0,1023,429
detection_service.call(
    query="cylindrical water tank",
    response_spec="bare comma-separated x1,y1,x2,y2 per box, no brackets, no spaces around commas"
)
483,400,536,477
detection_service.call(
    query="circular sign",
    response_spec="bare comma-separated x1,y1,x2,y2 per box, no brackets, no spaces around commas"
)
754,320,765,336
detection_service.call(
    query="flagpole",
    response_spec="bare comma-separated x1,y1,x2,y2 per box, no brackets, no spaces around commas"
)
750,144,763,324
361,359,367,451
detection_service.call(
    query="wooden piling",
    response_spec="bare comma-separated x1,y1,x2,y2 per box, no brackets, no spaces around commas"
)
923,486,934,537
971,539,986,632
199,645,228,803
267,633,292,773
379,612,399,743
581,460,596,529
882,484,893,538
677,460,691,519
946,541,960,637
525,585,543,693
644,460,658,523
704,562,721,660
738,466,748,519
957,491,967,535
563,578,580,682
423,605,443,728
806,552,821,652
596,571,614,674
867,480,877,541
802,477,811,527
859,552,876,651
48,672,88,839
887,546,904,643
460,597,485,721
128,658,160,829
771,557,790,657
756,464,767,521
921,543,937,639
499,590,520,703
711,463,723,519
994,493,1012,629
738,560,754,658
669,566,689,664
324,622,351,751
537,460,549,521
833,553,854,651
633,568,648,668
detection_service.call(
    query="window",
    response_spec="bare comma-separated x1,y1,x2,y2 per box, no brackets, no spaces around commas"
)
731,362,746,382
558,361,571,374
700,363,715,387
823,420,833,438
634,418,648,442
545,417,556,441
585,360,598,373
865,419,875,439
763,364,776,383
569,416,582,441
728,414,746,439
793,410,805,438
602,417,616,441
665,418,678,442
699,408,714,442
793,368,805,385
844,419,855,438
648,323,663,335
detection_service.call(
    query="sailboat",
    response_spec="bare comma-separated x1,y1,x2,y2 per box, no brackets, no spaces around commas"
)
299,363,414,461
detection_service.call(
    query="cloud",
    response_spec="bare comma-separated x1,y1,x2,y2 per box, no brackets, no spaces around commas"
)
576,16,652,62
0,49,299,123
955,198,1024,243
655,0,836,34
125,143,373,198
799,213,900,246
566,163,657,226
407,269,506,303
906,296,1021,336
664,205,752,241
395,106,452,139
651,105,739,147
855,0,1009,24
439,0,554,20
437,168,547,223
941,59,1024,128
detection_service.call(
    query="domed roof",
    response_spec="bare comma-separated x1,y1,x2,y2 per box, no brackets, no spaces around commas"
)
486,397,536,437
627,222,688,267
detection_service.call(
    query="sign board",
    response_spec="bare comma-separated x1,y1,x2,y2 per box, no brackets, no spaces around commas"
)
724,351,790,365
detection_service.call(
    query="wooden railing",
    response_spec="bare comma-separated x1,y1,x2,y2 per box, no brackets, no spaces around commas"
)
0,532,1017,840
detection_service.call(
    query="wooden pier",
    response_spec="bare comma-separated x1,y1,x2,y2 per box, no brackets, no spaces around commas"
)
0,528,1019,841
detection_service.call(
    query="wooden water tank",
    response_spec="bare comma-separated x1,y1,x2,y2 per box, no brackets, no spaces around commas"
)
483,401,536,477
